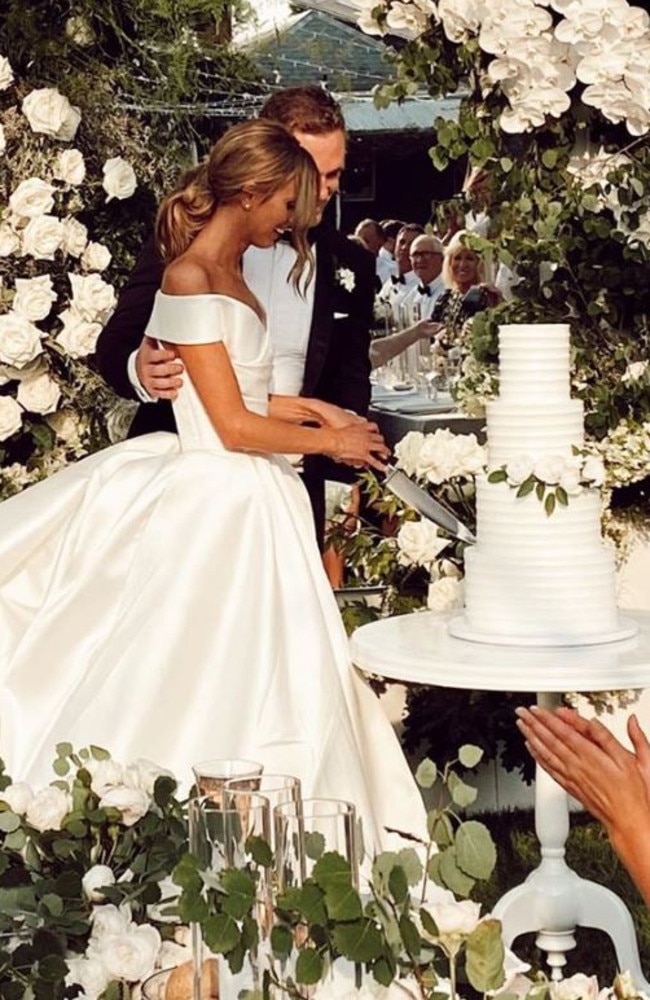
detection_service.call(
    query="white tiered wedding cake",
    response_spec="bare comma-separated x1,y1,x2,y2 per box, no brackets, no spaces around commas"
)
450,323,635,646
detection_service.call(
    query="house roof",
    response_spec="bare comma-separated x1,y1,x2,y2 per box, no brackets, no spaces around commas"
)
339,93,462,133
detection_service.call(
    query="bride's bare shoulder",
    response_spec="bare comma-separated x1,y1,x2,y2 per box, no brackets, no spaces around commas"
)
161,257,212,296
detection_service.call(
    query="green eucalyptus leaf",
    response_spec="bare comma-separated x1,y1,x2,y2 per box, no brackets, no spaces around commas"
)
305,830,326,861
0,811,20,833
398,914,421,958
415,758,437,788
556,486,568,506
487,468,507,484
331,918,383,962
458,744,483,768
372,955,396,987
466,918,506,992
516,477,535,498
395,848,423,887
270,924,293,958
428,813,453,849
455,820,498,880
447,772,478,808
545,492,556,516
295,948,323,985
219,868,256,921
388,863,408,905
203,913,241,955
438,847,476,897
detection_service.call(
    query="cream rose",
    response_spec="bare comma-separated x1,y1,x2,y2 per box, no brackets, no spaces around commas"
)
56,308,102,359
99,785,150,827
394,430,426,478
82,864,116,902
505,454,533,486
90,902,132,939
13,274,57,322
46,407,83,444
0,396,22,441
17,373,61,415
427,576,464,612
95,924,161,983
69,273,116,322
102,157,137,202
124,758,174,796
54,148,86,186
0,312,43,367
61,217,88,257
65,955,110,1000
86,757,126,797
21,215,63,260
582,455,606,487
9,177,56,219
397,518,449,568
423,897,482,943
0,224,20,257
0,55,13,91
533,454,567,485
558,465,583,496
550,974,600,1000
1,781,34,815
25,785,71,832
81,241,111,272
22,87,81,141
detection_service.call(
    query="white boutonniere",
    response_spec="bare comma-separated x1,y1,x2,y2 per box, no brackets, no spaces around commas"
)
336,266,355,292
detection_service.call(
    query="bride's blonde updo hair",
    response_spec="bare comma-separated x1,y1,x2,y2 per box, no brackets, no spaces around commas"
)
156,119,319,288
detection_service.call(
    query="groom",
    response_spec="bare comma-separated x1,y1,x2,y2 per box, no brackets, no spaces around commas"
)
95,85,375,547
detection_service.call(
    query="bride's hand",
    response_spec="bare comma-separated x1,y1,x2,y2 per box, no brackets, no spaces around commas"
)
307,399,365,430
330,421,389,471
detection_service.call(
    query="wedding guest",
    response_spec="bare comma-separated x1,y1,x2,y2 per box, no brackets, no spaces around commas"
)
353,218,387,289
516,705,650,906
0,120,427,853
377,219,402,284
95,85,375,550
430,230,502,342
376,222,422,323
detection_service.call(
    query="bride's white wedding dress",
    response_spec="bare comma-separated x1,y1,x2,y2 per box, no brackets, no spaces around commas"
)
0,293,426,851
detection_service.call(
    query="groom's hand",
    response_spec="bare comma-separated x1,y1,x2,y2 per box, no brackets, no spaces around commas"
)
136,335,184,400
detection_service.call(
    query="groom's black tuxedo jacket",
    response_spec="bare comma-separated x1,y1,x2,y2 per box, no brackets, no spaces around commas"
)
95,222,375,547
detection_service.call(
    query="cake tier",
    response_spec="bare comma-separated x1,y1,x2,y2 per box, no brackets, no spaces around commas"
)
463,478,618,640
498,324,571,404
473,476,604,552
487,400,584,466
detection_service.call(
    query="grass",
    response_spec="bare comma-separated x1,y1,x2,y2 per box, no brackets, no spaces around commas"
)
471,808,650,984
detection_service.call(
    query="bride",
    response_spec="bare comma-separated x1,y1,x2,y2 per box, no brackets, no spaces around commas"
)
0,119,426,851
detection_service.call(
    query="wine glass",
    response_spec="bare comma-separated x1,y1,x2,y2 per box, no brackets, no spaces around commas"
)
274,798,359,893
191,757,263,803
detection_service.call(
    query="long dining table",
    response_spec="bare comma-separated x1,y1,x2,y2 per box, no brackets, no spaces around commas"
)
369,384,485,450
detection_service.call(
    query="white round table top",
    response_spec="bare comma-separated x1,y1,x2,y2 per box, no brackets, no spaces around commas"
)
350,610,650,692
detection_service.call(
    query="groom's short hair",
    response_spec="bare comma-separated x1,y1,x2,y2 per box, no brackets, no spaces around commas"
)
260,85,346,136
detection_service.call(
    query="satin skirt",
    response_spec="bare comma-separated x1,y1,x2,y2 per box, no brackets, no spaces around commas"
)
0,433,425,853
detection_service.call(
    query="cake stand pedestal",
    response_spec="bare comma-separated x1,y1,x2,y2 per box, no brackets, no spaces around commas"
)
350,610,650,985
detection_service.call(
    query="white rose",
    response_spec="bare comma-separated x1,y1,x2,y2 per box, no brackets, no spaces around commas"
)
22,88,81,141
9,178,56,220
69,273,116,322
550,974,600,1000
81,241,111,272
533,454,567,485
394,430,426,478
82,864,116,902
102,157,137,202
95,925,161,983
25,785,71,832
124,758,175,796
1,355,47,384
46,408,83,444
61,217,88,257
17,373,61,415
558,465,582,496
0,224,20,257
90,903,132,939
449,434,487,478
21,215,63,260
424,897,482,938
1,781,34,815
13,274,57,322
54,148,86,186
582,455,606,487
0,55,14,91
427,576,464,612
397,518,449,567
86,757,127,797
0,124,5,156
65,955,110,1000
0,312,43,367
505,454,533,486
100,785,150,826
56,307,102,359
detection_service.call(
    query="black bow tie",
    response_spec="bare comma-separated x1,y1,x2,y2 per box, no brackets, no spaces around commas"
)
417,284,431,296
391,274,405,286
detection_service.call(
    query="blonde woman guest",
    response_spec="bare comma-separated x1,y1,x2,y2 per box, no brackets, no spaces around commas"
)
430,229,502,341
0,120,427,851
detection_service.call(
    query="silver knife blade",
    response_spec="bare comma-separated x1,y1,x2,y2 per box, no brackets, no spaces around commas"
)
384,465,476,544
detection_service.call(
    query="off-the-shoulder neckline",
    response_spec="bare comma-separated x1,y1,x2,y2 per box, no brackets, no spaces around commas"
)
156,290,265,328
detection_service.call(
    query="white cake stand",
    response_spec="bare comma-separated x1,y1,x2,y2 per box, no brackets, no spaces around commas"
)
350,609,650,986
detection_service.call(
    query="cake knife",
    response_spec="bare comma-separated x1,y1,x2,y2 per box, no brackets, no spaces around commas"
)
383,464,477,545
